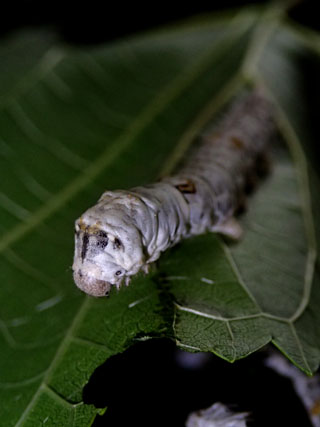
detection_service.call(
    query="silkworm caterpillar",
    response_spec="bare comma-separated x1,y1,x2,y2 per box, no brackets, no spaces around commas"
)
72,90,275,296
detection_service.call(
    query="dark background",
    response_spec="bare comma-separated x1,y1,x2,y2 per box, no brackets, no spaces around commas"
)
83,339,313,427
0,0,319,45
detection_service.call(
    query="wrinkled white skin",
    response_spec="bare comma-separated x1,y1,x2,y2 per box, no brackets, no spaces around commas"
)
72,184,189,296
72,92,275,297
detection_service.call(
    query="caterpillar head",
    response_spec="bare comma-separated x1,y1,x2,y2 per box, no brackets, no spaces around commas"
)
72,206,145,297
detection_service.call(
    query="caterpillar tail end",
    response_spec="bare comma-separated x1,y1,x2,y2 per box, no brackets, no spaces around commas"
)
211,217,243,241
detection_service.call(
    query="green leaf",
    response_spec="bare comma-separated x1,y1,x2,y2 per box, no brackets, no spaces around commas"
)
0,4,319,426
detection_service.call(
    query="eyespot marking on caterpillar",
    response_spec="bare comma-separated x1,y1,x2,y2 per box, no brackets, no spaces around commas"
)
113,238,122,250
96,231,109,249
81,232,90,262
72,90,275,297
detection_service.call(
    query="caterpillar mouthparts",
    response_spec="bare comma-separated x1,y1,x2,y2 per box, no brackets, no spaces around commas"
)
72,90,275,297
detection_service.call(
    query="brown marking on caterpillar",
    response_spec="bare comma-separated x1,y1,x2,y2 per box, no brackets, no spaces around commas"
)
78,217,87,231
230,136,244,149
78,217,102,234
175,179,196,194
311,399,320,416
87,222,102,234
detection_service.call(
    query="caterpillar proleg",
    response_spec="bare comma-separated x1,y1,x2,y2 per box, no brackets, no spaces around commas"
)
72,90,275,297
